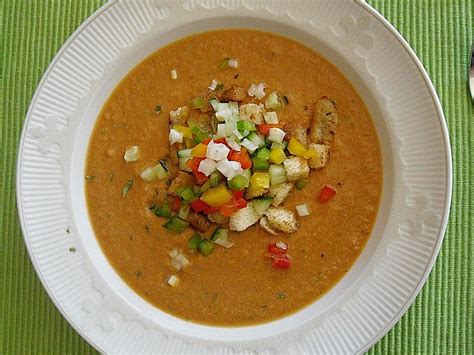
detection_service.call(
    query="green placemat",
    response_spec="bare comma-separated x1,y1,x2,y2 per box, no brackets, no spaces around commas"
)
1,1,472,353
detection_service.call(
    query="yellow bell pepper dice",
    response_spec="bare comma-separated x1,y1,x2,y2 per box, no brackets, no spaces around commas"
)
288,137,307,156
250,172,270,189
200,184,232,208
191,143,207,157
303,148,318,159
269,148,286,164
173,125,193,139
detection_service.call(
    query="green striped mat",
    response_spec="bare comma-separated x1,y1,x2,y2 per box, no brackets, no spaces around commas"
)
1,1,472,353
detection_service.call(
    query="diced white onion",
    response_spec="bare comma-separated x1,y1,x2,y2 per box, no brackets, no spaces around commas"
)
232,129,243,140
208,79,218,90
263,111,279,124
216,123,227,137
214,237,234,248
170,249,190,271
226,137,241,151
229,102,239,118
169,248,179,258
169,128,183,145
268,127,286,144
248,83,267,99
216,159,243,180
170,69,178,80
198,158,217,176
140,163,168,182
124,146,139,162
215,108,233,122
296,203,311,217
227,58,238,68
206,141,230,161
140,167,156,182
276,241,288,250
167,275,180,287
240,138,259,153
225,117,238,136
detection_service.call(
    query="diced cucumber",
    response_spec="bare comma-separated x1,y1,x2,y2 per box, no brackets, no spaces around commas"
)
242,169,252,180
269,164,287,186
187,233,203,250
177,149,192,158
252,197,274,215
257,147,271,161
198,239,214,256
179,157,192,172
163,216,189,233
228,174,249,190
211,227,228,242
247,132,262,147
178,204,191,220
271,141,288,150
252,157,269,171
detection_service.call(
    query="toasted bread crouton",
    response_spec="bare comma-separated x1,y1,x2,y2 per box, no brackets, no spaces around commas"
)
260,216,278,235
195,114,212,133
265,207,298,233
167,171,194,196
188,212,212,232
229,203,260,232
307,143,331,169
309,97,338,144
267,183,294,207
207,212,229,226
283,156,310,182
239,103,265,124
222,86,247,102
285,122,308,147
169,106,190,125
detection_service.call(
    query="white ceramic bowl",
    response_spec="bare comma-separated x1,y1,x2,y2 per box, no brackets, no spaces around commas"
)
17,1,451,353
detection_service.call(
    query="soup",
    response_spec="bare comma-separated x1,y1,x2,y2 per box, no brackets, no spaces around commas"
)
85,29,382,326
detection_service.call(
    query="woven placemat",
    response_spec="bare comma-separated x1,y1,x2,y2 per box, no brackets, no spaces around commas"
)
1,1,472,353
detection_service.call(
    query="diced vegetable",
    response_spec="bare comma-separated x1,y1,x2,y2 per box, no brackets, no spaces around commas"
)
179,157,193,172
227,58,238,68
252,197,273,215
295,179,308,190
206,141,230,161
263,111,279,124
151,200,172,218
252,157,270,171
200,183,233,208
167,274,180,287
303,148,318,159
177,148,192,158
269,148,286,164
228,174,249,190
173,125,193,139
247,132,263,147
270,254,291,269
198,158,217,176
190,96,206,109
199,171,221,194
211,227,228,241
170,69,178,80
190,199,211,212
269,164,288,186
164,216,189,233
178,204,191,220
191,144,207,157
257,147,271,161
240,138,259,153
169,249,190,270
296,203,310,216
178,186,196,203
268,128,286,144
250,172,270,189
198,239,214,256
237,120,256,136
209,98,220,111
208,79,218,90
187,233,203,250
264,91,286,110
124,146,139,162
169,128,183,145
318,185,337,203
271,141,288,150
216,108,233,121
247,83,267,99
257,124,283,136
216,159,243,180
171,196,181,212
214,237,234,248
225,137,241,151
229,149,252,169
288,137,307,156
140,163,169,182
268,242,288,254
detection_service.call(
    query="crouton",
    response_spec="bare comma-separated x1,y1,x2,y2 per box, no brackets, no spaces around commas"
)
195,114,212,133
307,143,331,169
188,212,212,232
308,97,338,144
169,106,190,125
259,216,278,235
265,207,299,234
284,122,308,147
221,86,247,102
207,212,229,226
239,103,265,124
229,203,260,232
167,171,194,196
283,156,310,182
267,183,294,207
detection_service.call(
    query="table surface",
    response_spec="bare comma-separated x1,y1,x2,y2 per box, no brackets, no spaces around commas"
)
1,1,472,354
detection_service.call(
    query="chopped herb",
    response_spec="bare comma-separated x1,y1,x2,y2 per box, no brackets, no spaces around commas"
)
276,292,287,299
215,83,224,91
85,175,95,181
135,271,142,278
122,179,134,198
282,95,289,104
144,225,150,234
155,105,162,114
219,57,230,69
108,172,115,182
69,247,76,253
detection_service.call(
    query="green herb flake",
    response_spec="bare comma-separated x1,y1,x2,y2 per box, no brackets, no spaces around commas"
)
69,247,76,253
85,175,95,182
155,105,162,115
219,57,230,69
276,291,287,299
108,172,115,182
122,179,134,198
